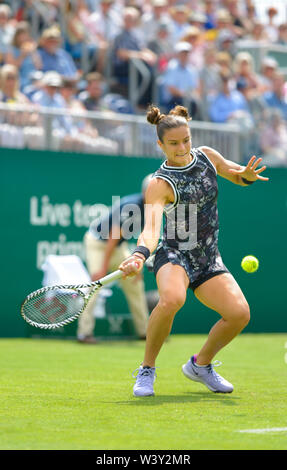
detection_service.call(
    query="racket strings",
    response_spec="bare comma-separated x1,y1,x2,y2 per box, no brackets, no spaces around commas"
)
21,288,85,328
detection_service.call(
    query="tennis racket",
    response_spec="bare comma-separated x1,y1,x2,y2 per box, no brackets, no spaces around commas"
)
21,268,131,330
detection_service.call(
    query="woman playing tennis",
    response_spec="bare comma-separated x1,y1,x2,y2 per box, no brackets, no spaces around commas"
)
119,105,269,397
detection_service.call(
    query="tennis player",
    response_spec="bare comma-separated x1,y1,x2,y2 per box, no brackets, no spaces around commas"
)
119,104,269,397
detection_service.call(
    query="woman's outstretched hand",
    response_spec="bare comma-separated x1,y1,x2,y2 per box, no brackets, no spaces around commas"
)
229,156,269,182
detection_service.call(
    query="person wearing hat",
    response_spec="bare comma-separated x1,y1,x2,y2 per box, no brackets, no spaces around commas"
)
188,11,207,31
31,71,74,134
77,174,153,343
216,8,243,39
233,51,261,93
159,41,200,118
258,57,278,93
141,0,172,43
181,26,205,69
37,26,79,79
169,5,190,43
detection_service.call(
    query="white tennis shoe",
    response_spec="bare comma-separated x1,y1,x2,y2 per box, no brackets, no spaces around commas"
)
133,366,156,397
182,355,234,393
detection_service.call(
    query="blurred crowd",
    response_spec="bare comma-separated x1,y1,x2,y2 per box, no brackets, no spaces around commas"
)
0,0,287,165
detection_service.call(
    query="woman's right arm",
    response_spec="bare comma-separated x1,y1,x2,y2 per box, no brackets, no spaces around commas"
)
119,178,173,278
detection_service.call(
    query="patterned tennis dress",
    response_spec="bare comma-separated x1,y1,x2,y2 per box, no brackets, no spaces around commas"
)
153,147,229,291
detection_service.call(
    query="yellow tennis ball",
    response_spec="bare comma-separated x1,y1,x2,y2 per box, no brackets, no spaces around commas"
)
241,255,259,273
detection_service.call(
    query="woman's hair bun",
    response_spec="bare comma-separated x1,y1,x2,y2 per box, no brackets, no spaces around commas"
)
146,105,165,125
169,105,191,121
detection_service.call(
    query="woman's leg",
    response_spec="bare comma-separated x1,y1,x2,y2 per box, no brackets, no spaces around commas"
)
143,263,190,367
193,273,250,365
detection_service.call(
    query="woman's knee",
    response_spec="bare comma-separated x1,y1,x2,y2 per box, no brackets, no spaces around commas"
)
158,290,186,314
231,300,250,328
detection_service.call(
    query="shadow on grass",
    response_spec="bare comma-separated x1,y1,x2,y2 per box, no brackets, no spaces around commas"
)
114,392,240,407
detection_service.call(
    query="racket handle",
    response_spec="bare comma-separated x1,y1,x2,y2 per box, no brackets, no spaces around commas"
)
98,269,123,286
97,261,141,286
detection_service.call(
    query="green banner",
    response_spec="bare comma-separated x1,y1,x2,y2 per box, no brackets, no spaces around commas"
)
1,148,286,337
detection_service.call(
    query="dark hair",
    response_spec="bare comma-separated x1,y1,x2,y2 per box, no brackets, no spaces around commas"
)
85,72,103,83
147,105,191,142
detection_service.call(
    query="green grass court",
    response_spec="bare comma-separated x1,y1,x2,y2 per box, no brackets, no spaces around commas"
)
0,334,286,450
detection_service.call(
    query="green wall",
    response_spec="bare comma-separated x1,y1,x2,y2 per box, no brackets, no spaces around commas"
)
1,148,286,338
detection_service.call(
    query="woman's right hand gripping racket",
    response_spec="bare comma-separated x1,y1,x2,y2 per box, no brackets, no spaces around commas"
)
21,261,141,330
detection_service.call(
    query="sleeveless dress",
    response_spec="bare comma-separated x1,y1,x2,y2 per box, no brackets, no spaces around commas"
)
153,147,229,291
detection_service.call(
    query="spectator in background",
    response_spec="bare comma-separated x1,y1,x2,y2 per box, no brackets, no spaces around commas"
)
147,19,174,74
112,7,157,100
0,64,37,129
0,64,30,104
78,72,105,111
22,70,44,100
187,11,207,32
233,51,261,94
277,23,287,46
265,6,279,43
37,26,79,79
208,68,250,123
5,22,42,91
249,20,269,43
160,41,200,118
86,0,122,42
243,2,257,35
31,70,63,106
216,50,233,74
215,9,242,40
60,77,100,141
181,26,205,70
84,0,123,73
200,45,221,100
225,0,246,37
64,0,98,71
264,72,287,121
169,4,190,43
216,29,236,58
0,5,15,55
203,0,217,31
60,77,87,114
31,71,74,134
259,109,287,167
258,56,278,93
141,0,172,43
236,76,266,125
14,0,61,34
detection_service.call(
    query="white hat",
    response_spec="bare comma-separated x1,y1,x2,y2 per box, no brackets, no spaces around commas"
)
174,41,192,53
152,0,167,6
262,56,278,68
42,71,62,87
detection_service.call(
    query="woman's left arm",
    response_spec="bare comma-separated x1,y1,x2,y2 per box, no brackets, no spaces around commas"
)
199,146,269,186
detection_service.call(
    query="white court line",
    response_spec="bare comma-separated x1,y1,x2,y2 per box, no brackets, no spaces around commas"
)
238,428,287,434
